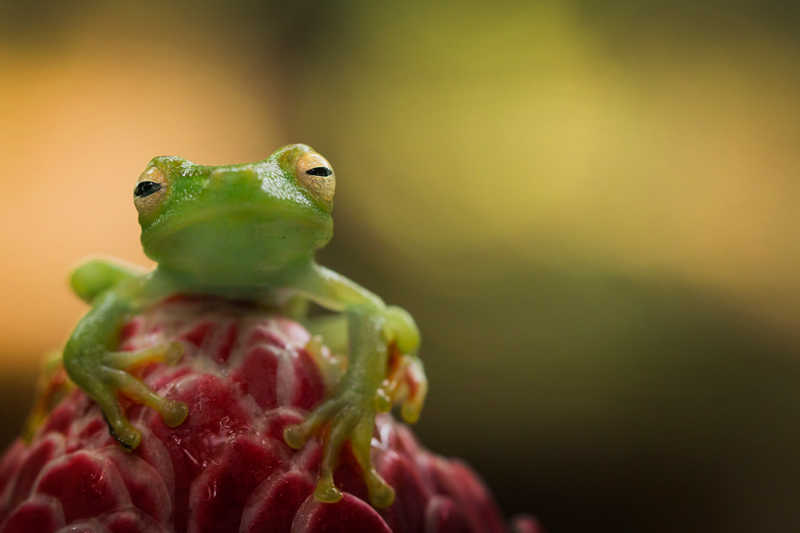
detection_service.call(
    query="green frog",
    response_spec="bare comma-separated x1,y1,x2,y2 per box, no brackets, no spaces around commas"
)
63,144,426,508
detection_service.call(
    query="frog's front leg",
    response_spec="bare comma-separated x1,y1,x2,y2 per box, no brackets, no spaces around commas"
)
304,312,426,422
282,265,427,508
286,306,393,505
69,256,146,304
63,273,187,449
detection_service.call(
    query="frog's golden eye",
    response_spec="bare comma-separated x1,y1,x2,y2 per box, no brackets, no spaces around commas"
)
133,166,167,217
296,152,335,209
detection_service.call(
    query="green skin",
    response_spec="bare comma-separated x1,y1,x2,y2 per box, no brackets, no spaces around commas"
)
63,144,425,509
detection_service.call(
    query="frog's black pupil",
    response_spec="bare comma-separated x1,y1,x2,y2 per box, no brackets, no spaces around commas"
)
306,166,332,177
134,181,161,198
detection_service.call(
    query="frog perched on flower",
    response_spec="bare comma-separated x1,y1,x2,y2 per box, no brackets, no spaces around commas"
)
63,145,427,508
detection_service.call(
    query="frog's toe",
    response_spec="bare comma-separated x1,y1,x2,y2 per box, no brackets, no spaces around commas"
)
104,342,184,371
161,398,189,427
283,398,340,449
351,416,396,508
285,391,394,508
102,411,142,450
365,473,395,509
283,423,309,450
112,424,142,450
101,365,188,429
313,474,343,503
163,342,184,365
381,353,428,424
400,376,427,424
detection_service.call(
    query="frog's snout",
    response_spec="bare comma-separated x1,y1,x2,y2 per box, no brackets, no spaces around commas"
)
209,167,260,188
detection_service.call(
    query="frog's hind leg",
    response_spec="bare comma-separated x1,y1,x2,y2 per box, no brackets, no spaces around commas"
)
64,274,187,451
23,351,73,442
285,306,397,508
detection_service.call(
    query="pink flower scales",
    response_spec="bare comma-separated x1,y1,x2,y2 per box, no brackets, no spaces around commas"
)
0,297,539,533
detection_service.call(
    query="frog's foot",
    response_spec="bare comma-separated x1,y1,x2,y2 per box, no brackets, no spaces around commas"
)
100,365,188,428
93,365,188,449
284,391,395,508
103,342,188,427
87,343,188,449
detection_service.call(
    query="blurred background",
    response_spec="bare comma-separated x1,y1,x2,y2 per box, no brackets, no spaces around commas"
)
1,1,799,531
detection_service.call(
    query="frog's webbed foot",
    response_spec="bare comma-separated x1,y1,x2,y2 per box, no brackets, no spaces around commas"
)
82,342,188,449
284,389,395,508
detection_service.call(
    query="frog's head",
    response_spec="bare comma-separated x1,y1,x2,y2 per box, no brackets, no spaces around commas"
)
135,144,335,285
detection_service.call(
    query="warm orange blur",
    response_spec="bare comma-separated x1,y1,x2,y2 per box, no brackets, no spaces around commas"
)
0,14,287,369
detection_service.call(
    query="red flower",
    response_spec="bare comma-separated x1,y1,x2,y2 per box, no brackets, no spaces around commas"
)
0,297,539,533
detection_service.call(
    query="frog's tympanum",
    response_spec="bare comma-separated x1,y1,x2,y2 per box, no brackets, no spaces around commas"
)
63,144,426,509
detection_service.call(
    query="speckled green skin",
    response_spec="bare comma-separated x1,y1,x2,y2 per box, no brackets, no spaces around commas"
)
63,144,424,508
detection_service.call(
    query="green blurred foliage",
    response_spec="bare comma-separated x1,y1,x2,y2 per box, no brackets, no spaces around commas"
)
2,1,800,532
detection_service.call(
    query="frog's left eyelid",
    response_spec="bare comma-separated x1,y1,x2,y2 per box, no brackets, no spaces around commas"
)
306,166,333,177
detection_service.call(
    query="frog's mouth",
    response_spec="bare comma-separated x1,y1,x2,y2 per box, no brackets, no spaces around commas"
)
143,204,281,243
141,202,332,279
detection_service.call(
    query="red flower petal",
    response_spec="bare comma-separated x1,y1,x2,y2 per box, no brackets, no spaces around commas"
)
292,493,392,533
1,495,64,533
0,298,531,533
240,470,314,533
34,451,130,523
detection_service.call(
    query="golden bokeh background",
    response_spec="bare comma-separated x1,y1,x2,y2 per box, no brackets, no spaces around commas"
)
2,2,799,531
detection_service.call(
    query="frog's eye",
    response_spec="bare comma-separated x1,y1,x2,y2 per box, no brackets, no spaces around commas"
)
134,166,168,217
305,166,333,177
296,152,335,209
134,181,161,197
